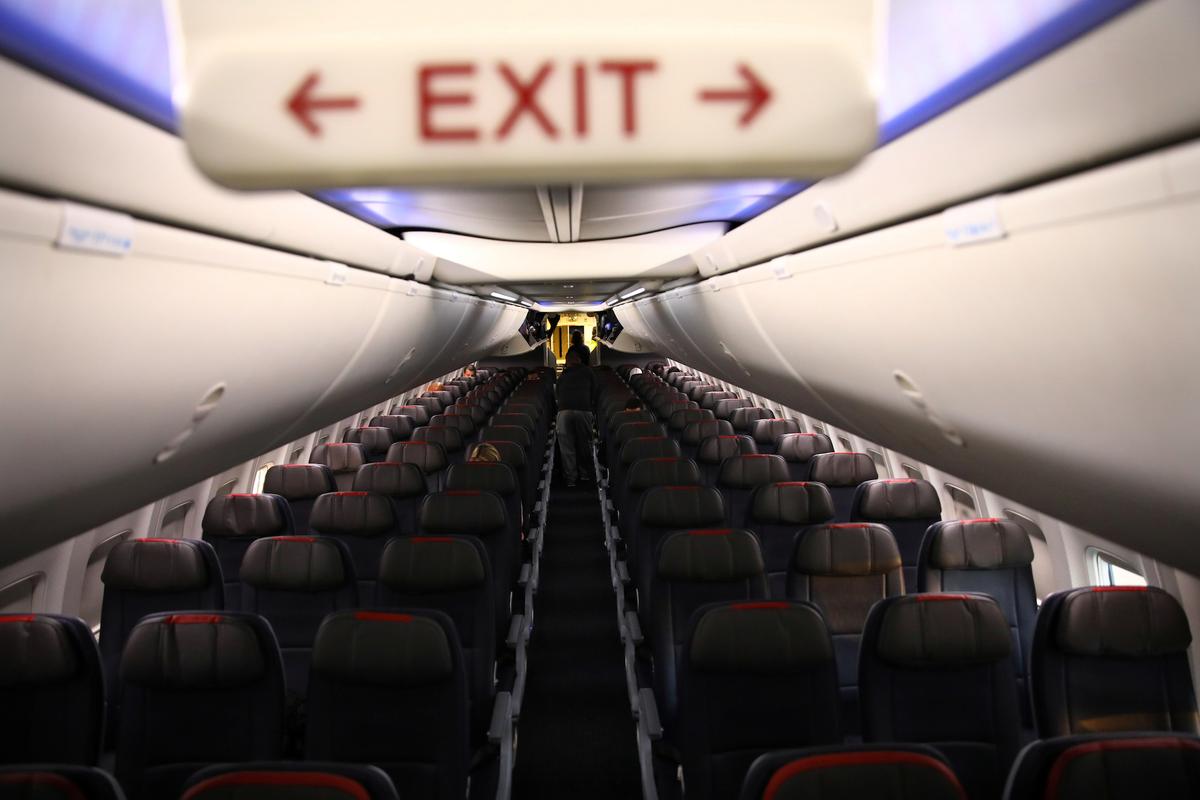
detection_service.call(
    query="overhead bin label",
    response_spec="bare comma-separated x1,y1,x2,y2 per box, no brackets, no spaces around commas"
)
172,0,878,187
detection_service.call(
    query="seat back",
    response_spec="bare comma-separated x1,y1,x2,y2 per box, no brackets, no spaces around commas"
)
631,486,727,612
341,427,396,463
680,419,735,462
309,443,369,491
696,435,758,485
376,536,496,737
620,457,703,528
447,403,487,427
744,481,835,594
860,593,1021,800
201,492,292,608
309,492,398,588
263,464,337,533
749,418,802,455
678,600,838,800
609,421,667,473
0,766,124,799
1031,586,1197,738
116,612,286,800
411,397,444,418
182,763,400,800
775,432,835,480
384,441,449,493
430,414,476,445
240,536,358,696
667,407,715,433
617,436,683,501
716,454,791,527
920,518,1038,714
390,404,431,426
305,610,469,800
712,397,753,421
478,425,531,450
445,461,523,536
739,745,965,800
411,426,465,466
369,414,417,442
788,522,903,731
1003,732,1200,800
0,614,104,765
850,478,942,587
806,452,878,521
352,461,427,535
730,407,774,434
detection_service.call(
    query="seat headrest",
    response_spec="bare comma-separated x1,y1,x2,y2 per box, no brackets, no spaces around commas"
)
806,452,878,487
696,434,757,464
0,615,81,686
481,425,531,447
875,594,1011,667
309,443,368,474
756,749,965,800
751,418,801,444
620,436,682,464
484,439,526,467
202,493,289,538
379,536,487,592
341,426,395,456
794,523,902,577
681,419,734,444
927,518,1034,570
240,536,349,592
716,454,791,489
750,482,834,525
418,491,507,534
434,414,476,435
262,464,337,500
121,614,267,689
389,405,430,425
0,770,106,800
182,769,381,800
1040,735,1200,800
309,493,396,537
854,478,942,519
615,422,665,446
352,462,427,497
445,462,519,495
639,486,725,528
657,529,765,582
1054,587,1192,657
312,610,453,686
626,458,702,491
412,425,464,452
384,441,448,473
713,397,752,420
776,432,835,463
689,601,832,672
730,407,773,432
668,408,714,430
101,538,213,591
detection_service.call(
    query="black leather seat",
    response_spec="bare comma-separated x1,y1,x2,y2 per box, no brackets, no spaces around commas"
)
677,600,839,800
615,436,683,507
369,414,417,442
788,522,904,732
431,413,477,446
341,426,396,463
667,407,714,434
0,766,124,799
919,518,1038,722
445,461,524,537
860,593,1022,800
376,536,496,739
309,491,399,590
305,610,470,800
412,425,466,466
713,397,754,421
679,419,735,463
352,461,427,536
742,481,835,595
239,535,358,697
384,441,450,493
696,434,758,485
739,745,965,800
748,417,801,455
730,407,773,434
480,439,535,520
181,763,400,800
389,404,431,426
629,486,727,618
115,612,286,800
775,432,834,481
0,613,104,766
715,454,791,527
309,443,369,491
618,457,703,531
609,421,668,479
850,477,942,588
805,452,878,521
201,492,293,609
262,464,337,534
1003,731,1200,800
1031,585,1197,738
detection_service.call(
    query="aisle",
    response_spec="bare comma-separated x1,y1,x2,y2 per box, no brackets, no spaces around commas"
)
511,471,641,798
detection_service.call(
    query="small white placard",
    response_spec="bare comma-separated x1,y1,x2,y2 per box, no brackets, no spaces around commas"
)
943,196,1006,247
56,203,134,256
324,261,349,285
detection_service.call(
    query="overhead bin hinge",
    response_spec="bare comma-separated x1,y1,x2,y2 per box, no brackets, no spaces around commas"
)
55,202,133,257
324,261,349,286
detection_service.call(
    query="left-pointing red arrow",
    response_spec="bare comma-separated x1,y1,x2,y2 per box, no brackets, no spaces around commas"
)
286,71,361,137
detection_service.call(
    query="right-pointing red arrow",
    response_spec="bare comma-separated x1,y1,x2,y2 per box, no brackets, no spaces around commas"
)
698,63,772,128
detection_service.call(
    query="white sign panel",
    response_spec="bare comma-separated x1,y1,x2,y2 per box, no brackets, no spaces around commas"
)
171,0,879,188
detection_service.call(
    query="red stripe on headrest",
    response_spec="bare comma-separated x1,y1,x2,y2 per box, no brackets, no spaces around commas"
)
0,614,36,623
324,443,351,447
883,479,916,484
763,752,965,800
916,594,972,602
181,771,370,800
354,611,413,623
732,601,791,611
401,441,430,446
1092,586,1149,592
272,536,317,543
830,523,873,529
738,454,772,458
281,464,318,468
1043,737,1200,800
140,537,181,543
226,493,257,498
164,614,225,624
412,536,455,542
688,529,733,536
0,773,86,800
829,451,863,456
776,481,812,487
962,518,1001,524
333,492,369,497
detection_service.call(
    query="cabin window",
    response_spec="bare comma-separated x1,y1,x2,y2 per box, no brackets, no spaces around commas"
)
316,431,331,447
0,573,42,615
80,530,132,632
811,424,827,436
213,479,238,499
288,447,305,463
252,463,274,493
837,436,854,452
1089,547,1147,588
945,483,978,518
901,463,925,480
160,501,194,538
867,449,890,478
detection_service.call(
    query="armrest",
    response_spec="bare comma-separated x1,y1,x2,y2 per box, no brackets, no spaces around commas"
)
506,614,526,649
517,562,532,587
488,691,513,744
624,610,643,646
616,560,630,584
638,688,664,741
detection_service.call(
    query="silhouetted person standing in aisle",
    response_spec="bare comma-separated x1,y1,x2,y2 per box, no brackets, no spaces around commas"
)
556,351,597,487
565,330,592,367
